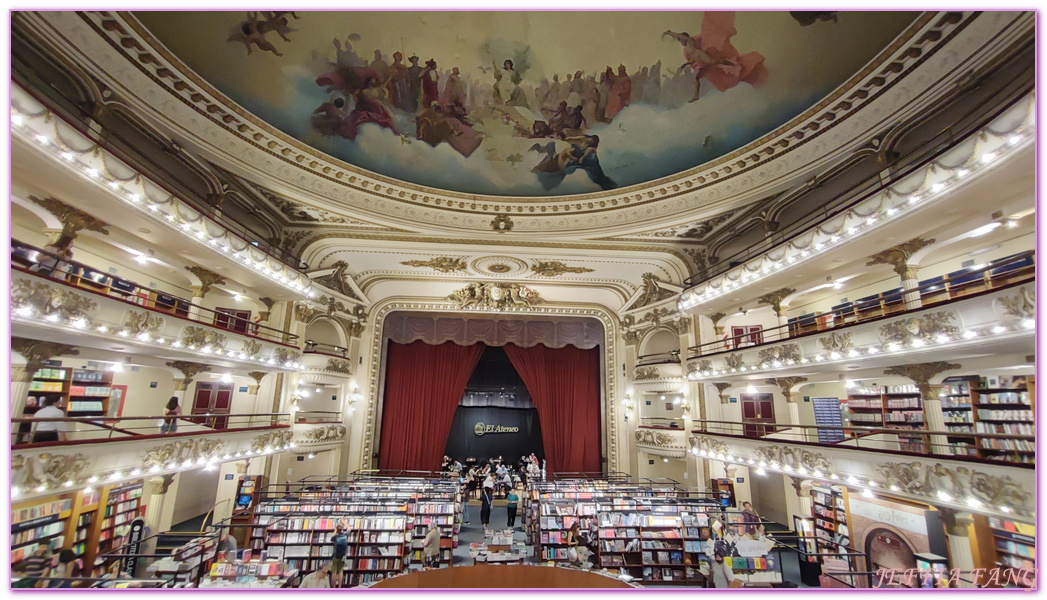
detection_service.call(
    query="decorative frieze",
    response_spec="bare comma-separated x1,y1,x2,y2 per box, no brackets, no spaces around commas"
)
634,429,687,458
764,377,808,403
29,195,110,239
447,282,542,310
879,311,959,346
12,279,97,324
996,287,1034,320
818,331,855,355
180,325,228,350
531,260,594,277
866,237,936,279
123,310,165,337
757,343,801,366
140,438,226,470
13,452,90,489
296,425,347,446
634,367,659,381
751,445,831,473
723,354,745,371
874,462,1031,510
400,256,468,273
251,430,295,452
688,435,729,457
273,348,301,365
325,358,353,375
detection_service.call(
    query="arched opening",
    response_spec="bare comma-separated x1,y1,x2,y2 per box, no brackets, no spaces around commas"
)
639,328,680,364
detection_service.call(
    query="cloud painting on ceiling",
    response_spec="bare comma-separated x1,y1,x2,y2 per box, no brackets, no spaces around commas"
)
135,11,917,197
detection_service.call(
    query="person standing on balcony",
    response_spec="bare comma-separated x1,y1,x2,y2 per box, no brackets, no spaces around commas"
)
161,396,181,434
31,397,67,443
30,235,74,279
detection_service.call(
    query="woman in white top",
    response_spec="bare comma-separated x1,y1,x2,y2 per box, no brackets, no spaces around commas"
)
710,552,736,588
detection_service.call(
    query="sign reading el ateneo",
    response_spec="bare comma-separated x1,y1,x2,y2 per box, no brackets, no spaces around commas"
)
473,422,521,436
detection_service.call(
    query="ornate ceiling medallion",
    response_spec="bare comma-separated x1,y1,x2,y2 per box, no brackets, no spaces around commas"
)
469,256,529,277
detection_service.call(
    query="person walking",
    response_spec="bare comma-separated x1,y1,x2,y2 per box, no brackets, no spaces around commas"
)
330,522,349,588
505,487,520,528
480,487,493,532
423,521,441,569
31,397,68,443
161,396,181,434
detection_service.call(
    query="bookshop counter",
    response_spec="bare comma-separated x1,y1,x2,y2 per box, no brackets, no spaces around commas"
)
369,565,637,588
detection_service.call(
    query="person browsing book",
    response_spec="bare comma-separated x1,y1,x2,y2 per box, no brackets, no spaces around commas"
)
330,523,349,588
505,487,520,528
423,522,441,569
299,563,331,588
710,552,738,588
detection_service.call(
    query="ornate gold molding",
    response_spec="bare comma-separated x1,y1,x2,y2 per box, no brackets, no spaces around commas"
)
314,261,360,299
334,315,365,339
400,256,468,273
757,287,797,316
866,237,935,279
712,382,732,405
688,435,729,456
447,282,542,311
634,429,687,458
996,287,1034,320
141,438,226,470
11,337,79,380
247,371,268,386
251,430,294,452
879,311,959,346
633,273,677,309
13,279,97,324
757,343,801,366
819,331,855,355
883,362,961,399
640,307,674,327
875,461,1031,510
29,195,110,238
123,310,165,337
764,376,808,404
296,425,347,446
184,265,227,297
752,445,831,473
13,452,90,488
325,358,353,375
165,360,210,387
531,260,595,277
273,348,301,365
180,326,228,350
724,354,745,371
634,367,659,381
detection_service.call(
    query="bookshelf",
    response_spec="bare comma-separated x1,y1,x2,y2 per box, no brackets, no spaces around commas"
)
811,483,858,580
92,482,146,577
150,535,219,586
250,498,410,586
972,375,1034,464
846,386,925,452
24,366,113,422
986,517,1034,587
639,506,686,584
11,497,73,566
407,500,456,569
538,498,598,563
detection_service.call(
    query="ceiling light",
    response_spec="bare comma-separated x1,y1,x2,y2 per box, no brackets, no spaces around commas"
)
862,489,874,498
1000,506,1011,514
1006,220,1019,228
962,331,978,339
969,223,1001,238
937,491,953,502
756,467,766,476
308,453,316,459
1021,319,1034,329
847,476,859,485
11,114,23,125
746,385,756,393
35,134,49,144
220,373,232,383
992,326,1007,334
966,498,983,509
88,476,98,483
134,255,149,264
981,152,996,163
108,363,123,372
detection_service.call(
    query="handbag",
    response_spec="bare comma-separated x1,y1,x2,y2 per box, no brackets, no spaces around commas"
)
567,547,579,563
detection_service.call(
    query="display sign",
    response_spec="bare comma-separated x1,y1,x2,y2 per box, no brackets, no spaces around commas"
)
849,498,928,535
473,422,521,436
239,386,249,393
121,518,146,576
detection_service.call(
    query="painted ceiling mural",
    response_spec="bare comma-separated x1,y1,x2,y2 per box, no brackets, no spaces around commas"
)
135,11,918,198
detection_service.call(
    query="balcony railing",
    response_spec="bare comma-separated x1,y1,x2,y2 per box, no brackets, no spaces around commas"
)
682,74,1033,288
12,240,298,346
303,340,350,357
638,418,687,429
294,411,343,424
688,250,1034,358
11,412,291,449
636,351,681,366
690,419,1034,467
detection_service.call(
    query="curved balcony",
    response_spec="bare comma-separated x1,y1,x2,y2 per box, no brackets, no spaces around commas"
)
291,420,348,450
11,413,293,502
632,362,683,394
687,419,1033,522
299,346,354,386
685,278,1034,382
12,247,303,371
634,424,688,458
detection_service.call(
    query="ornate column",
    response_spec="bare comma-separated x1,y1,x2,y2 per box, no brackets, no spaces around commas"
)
866,237,935,311
165,361,210,403
767,377,808,436
709,382,733,434
184,266,227,320
940,509,977,588
29,195,111,243
247,371,268,426
790,476,814,519
258,297,276,324
758,287,796,340
138,474,177,572
11,338,79,418
708,312,727,351
883,362,960,455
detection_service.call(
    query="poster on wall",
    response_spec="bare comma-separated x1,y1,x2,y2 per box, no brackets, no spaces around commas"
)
108,385,127,419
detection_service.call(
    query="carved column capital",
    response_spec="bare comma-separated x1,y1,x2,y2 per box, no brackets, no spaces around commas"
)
184,266,227,298
12,337,80,378
866,237,935,279
757,287,797,317
166,361,210,390
883,362,961,399
247,371,268,386
765,376,808,403
29,195,111,239
938,508,975,537
712,382,732,405
148,474,177,495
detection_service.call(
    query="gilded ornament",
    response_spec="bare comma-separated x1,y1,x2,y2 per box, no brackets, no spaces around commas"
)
400,257,468,273
180,326,228,350
724,354,745,371
530,260,594,277
314,261,360,299
633,273,677,309
752,445,831,473
240,339,263,357
273,348,301,365
325,358,353,375
447,282,542,311
123,310,165,337
689,435,729,456
634,367,659,381
818,331,854,354
184,265,227,297
874,462,1030,510
996,287,1034,320
757,344,801,365
29,195,110,238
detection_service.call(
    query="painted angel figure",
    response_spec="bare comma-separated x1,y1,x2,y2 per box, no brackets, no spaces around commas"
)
228,12,283,57
663,11,768,102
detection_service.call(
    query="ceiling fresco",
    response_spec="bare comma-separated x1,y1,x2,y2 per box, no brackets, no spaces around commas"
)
134,11,918,198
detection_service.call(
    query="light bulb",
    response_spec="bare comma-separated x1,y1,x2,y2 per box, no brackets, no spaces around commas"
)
862,489,874,499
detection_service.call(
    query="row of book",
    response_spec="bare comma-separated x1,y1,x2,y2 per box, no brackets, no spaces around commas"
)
12,520,64,547
12,499,71,524
642,550,684,565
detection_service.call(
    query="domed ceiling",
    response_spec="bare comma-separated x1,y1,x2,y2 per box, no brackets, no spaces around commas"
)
134,11,917,198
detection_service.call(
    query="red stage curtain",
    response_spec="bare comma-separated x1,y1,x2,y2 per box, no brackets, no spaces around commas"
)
378,340,484,471
503,343,601,474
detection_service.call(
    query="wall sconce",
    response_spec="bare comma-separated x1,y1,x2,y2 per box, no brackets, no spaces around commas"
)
622,391,635,422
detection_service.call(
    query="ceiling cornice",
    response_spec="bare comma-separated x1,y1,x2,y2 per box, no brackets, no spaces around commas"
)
14,11,1032,236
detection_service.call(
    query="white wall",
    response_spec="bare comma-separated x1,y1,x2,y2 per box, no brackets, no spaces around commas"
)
170,469,222,526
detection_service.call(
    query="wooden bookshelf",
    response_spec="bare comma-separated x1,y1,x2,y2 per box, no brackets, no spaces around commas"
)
845,387,925,452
